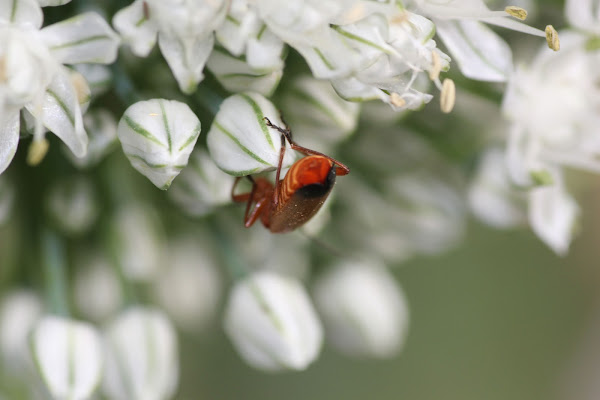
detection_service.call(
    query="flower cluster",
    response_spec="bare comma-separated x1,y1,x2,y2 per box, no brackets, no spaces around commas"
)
0,0,587,398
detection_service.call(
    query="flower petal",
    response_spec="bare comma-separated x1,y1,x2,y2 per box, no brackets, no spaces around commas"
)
112,0,158,57
36,0,72,6
436,19,512,82
41,12,120,65
27,66,88,158
117,99,201,189
206,92,295,176
0,108,20,176
0,0,42,28
157,31,214,94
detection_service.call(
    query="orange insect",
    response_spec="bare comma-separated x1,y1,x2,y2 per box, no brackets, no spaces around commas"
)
231,117,350,233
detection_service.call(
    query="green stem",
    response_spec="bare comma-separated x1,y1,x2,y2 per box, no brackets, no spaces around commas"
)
41,228,70,317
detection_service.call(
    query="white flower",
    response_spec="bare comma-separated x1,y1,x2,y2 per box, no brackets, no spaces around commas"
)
102,307,179,400
45,175,100,235
30,316,104,400
73,251,123,322
110,204,166,282
117,99,201,189
223,271,323,371
566,0,600,35
152,235,222,332
113,0,228,93
0,2,120,174
0,290,43,374
281,75,360,152
528,169,579,255
207,92,295,176
408,0,555,81
468,148,527,228
313,260,409,358
503,32,600,186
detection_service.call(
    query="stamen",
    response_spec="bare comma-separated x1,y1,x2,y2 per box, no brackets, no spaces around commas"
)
27,137,50,166
440,79,455,114
429,51,441,81
505,6,527,21
545,25,560,51
390,11,409,25
0,57,5,81
390,92,406,108
70,72,89,105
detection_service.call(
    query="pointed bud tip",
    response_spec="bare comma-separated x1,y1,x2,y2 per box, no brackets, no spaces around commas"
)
545,25,560,51
440,79,456,114
505,6,527,21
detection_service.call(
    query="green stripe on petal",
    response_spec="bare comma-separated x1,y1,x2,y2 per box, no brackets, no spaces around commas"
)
214,121,270,165
239,93,275,150
123,116,166,147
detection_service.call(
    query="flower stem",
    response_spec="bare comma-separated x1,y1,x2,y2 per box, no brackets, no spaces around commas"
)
41,228,70,317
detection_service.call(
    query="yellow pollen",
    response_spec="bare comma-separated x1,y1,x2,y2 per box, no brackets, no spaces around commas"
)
429,51,441,81
505,6,527,20
545,25,560,51
27,138,50,166
391,11,409,25
390,93,406,108
440,78,456,114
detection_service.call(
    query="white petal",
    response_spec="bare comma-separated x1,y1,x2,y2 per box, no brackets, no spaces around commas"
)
102,308,179,400
157,31,214,94
168,149,235,216
66,109,117,168
215,2,262,56
246,26,285,71
41,12,120,65
206,48,282,96
45,175,99,235
73,64,112,97
529,173,579,256
566,0,596,30
112,0,159,57
224,271,323,371
207,92,295,176
37,0,72,6
0,108,20,176
436,19,512,82
30,316,104,400
313,260,409,358
0,0,42,28
27,66,88,157
117,99,201,189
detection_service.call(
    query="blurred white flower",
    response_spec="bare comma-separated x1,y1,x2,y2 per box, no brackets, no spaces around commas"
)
0,290,43,374
0,3,120,174
117,99,202,190
168,149,234,217
281,75,360,152
468,148,527,228
30,315,104,400
113,0,228,93
408,0,554,81
73,251,123,322
207,92,295,176
152,235,222,332
102,307,179,400
0,175,15,225
72,64,112,97
45,175,99,235
313,259,409,358
110,204,166,282
565,0,600,35
66,109,118,168
223,271,323,371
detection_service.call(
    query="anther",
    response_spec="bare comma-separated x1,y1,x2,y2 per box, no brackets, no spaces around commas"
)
545,25,560,51
429,51,441,81
440,78,456,114
27,137,50,166
505,6,527,20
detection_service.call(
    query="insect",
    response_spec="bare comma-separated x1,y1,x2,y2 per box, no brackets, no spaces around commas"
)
231,117,350,233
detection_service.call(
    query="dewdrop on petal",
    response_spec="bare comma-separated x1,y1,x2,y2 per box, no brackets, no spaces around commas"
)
117,99,201,189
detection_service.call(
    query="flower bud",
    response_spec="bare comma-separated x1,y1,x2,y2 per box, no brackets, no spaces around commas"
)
117,99,201,189
313,260,409,358
45,175,99,235
0,290,43,374
0,176,15,225
152,235,222,332
207,92,295,176
102,307,179,400
223,271,323,371
168,149,234,217
281,75,359,151
30,316,104,400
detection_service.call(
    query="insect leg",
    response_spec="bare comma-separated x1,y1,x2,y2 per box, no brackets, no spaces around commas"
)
272,133,287,207
263,117,350,176
231,176,255,203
